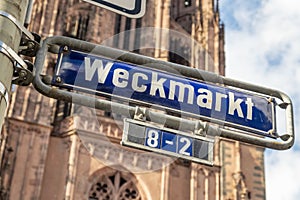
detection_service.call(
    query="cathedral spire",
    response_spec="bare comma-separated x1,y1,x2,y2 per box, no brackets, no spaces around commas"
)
216,0,220,13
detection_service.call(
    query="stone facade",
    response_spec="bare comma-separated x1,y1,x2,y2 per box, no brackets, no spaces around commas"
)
0,0,265,199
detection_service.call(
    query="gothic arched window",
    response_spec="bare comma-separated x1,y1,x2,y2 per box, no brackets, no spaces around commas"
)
89,171,142,200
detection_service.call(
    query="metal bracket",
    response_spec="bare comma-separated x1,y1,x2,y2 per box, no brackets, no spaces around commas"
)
133,106,147,121
194,121,208,137
0,10,40,57
0,81,9,106
12,60,34,86
19,32,41,57
0,11,34,40
0,40,33,86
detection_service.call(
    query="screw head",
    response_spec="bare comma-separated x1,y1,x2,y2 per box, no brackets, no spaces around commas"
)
19,70,27,78
62,46,69,52
55,76,62,83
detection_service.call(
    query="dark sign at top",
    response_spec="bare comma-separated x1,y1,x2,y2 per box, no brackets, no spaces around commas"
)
83,0,146,18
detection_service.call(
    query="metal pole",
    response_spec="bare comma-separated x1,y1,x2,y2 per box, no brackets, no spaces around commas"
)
0,0,29,133
0,1,29,197
24,0,34,27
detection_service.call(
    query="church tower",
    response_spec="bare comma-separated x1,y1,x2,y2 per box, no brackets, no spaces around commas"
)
0,0,265,199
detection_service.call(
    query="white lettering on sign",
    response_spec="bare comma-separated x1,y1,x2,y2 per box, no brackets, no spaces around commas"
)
245,98,254,120
169,80,194,104
150,72,166,98
228,92,244,118
215,92,227,111
132,73,148,92
84,57,113,83
84,58,254,120
112,68,129,88
197,88,212,109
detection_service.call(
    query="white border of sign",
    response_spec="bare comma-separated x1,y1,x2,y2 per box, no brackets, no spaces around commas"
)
83,0,146,18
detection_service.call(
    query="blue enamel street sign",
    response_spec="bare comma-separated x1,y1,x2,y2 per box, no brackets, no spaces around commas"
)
121,119,214,165
52,49,275,136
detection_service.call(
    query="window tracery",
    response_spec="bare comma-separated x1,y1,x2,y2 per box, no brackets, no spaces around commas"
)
89,171,142,200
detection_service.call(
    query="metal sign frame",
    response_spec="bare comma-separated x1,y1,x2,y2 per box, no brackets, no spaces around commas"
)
33,36,295,150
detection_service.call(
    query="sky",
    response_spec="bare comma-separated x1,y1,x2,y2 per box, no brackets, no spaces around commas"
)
219,0,300,199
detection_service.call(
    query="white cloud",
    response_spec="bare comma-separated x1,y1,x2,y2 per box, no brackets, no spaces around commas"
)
220,0,300,199
265,149,300,199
